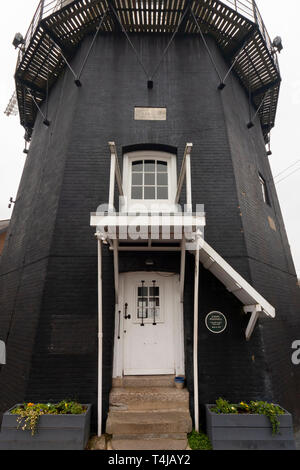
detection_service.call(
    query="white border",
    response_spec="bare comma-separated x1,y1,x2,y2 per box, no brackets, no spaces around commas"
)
205,311,227,334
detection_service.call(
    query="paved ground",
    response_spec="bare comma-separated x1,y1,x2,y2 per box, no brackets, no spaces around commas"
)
295,430,300,450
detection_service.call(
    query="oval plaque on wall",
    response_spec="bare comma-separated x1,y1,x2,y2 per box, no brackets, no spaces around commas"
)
205,311,227,334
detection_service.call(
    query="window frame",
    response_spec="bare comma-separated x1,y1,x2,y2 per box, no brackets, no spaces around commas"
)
259,173,271,206
122,150,177,212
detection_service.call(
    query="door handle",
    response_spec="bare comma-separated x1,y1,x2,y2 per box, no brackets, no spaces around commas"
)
124,303,131,320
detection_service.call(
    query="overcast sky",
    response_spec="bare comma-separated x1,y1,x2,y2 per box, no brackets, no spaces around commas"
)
0,0,299,276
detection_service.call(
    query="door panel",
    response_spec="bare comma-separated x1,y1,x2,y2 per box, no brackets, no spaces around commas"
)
123,273,177,375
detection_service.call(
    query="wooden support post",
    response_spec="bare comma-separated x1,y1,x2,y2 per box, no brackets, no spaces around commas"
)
175,143,193,205
193,235,200,432
244,304,262,340
109,152,116,213
113,239,119,304
180,238,186,302
109,142,124,213
97,237,103,437
186,152,192,213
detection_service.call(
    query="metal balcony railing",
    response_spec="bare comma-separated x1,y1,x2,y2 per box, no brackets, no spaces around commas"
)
17,0,75,63
220,0,279,68
18,0,278,66
15,0,281,139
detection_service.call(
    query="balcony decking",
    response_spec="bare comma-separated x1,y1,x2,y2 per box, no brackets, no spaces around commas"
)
15,0,280,140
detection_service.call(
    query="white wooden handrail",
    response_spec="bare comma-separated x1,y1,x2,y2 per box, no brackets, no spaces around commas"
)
108,142,124,212
175,143,193,211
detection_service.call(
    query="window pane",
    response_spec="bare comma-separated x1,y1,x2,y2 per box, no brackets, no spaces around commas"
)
144,173,155,185
137,308,148,319
132,161,143,172
149,287,159,296
144,187,156,199
130,157,170,201
157,173,168,185
132,186,143,199
138,287,148,297
157,186,168,199
144,160,155,172
157,161,167,172
132,173,143,185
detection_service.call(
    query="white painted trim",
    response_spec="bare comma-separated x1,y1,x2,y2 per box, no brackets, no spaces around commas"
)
175,143,193,205
175,276,185,376
245,311,260,341
185,153,192,212
109,142,124,197
193,236,200,433
97,238,103,437
113,272,184,378
199,240,275,319
113,239,119,304
244,304,263,341
113,246,181,252
180,238,186,302
109,152,116,211
0,340,6,365
122,150,178,212
124,369,175,375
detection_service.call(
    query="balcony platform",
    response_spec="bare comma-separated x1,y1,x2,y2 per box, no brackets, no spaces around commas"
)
16,0,280,140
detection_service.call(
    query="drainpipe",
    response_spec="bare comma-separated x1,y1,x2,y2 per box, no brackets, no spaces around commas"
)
97,237,103,436
193,235,200,432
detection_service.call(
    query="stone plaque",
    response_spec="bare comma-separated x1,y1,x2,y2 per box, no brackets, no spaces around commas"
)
205,311,227,334
134,107,167,121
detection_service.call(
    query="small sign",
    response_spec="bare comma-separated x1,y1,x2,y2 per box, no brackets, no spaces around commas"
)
134,107,167,121
205,311,227,334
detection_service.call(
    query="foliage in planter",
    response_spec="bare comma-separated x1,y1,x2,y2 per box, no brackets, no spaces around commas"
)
188,429,212,450
211,398,285,435
10,400,86,436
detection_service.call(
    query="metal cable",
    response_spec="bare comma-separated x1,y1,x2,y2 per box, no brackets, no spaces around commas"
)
77,8,109,80
150,7,190,81
190,9,222,83
110,4,150,80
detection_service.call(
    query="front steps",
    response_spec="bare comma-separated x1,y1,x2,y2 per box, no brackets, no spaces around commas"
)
106,375,192,450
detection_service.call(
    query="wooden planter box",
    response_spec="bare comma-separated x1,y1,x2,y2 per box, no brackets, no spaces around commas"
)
0,404,91,450
205,404,296,450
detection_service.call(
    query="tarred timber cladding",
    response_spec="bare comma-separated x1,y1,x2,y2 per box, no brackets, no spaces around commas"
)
220,46,300,427
0,34,299,430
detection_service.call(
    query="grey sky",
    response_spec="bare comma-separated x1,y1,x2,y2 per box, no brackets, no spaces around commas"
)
0,0,299,276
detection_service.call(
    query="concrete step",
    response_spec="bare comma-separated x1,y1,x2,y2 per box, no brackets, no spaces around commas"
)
112,432,187,440
113,375,176,388
109,387,189,411
111,438,188,450
106,410,192,435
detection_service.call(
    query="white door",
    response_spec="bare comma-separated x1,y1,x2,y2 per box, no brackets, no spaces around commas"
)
118,272,182,376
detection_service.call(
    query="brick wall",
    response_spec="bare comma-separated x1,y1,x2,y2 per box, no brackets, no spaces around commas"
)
0,33,299,431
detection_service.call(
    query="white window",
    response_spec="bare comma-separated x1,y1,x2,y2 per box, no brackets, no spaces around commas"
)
259,173,270,206
123,150,177,212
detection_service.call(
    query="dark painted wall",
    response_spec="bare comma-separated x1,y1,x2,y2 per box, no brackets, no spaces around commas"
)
0,33,299,431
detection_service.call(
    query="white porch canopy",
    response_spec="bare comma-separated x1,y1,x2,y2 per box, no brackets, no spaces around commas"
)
196,239,275,339
91,142,275,437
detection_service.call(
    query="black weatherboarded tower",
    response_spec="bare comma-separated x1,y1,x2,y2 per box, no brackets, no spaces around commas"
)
0,0,299,449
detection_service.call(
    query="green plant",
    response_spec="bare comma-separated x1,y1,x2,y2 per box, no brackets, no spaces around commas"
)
211,398,285,435
11,401,86,436
188,429,212,450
